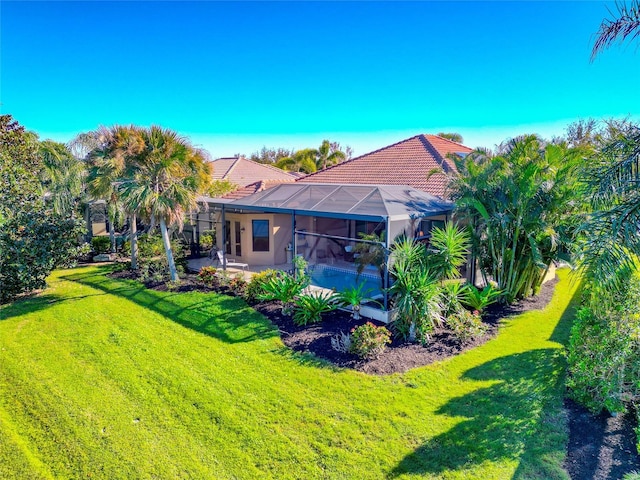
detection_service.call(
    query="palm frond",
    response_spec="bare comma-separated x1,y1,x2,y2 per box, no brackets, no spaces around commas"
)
591,0,640,60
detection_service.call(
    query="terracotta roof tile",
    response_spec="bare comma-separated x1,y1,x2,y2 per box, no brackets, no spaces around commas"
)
209,157,297,186
222,179,294,200
297,134,472,198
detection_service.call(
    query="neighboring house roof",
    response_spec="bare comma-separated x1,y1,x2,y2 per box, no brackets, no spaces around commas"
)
210,156,297,186
215,182,453,222
222,180,294,200
297,134,473,198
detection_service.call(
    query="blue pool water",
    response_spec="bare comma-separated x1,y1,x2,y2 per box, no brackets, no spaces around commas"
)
309,265,383,298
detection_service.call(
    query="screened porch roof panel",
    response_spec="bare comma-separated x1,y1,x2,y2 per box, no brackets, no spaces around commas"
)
206,183,453,220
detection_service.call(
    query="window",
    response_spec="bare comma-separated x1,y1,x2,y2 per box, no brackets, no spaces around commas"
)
417,219,446,238
252,220,269,252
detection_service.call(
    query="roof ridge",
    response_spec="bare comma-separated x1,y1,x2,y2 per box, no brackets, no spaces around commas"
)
239,157,298,178
425,134,471,150
298,134,425,181
417,134,452,175
223,157,242,179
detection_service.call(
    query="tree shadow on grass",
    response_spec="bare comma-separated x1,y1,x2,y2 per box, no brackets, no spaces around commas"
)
60,269,278,345
0,291,108,321
389,283,582,479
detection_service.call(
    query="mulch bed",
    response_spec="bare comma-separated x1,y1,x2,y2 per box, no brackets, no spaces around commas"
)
564,399,639,479
107,269,639,476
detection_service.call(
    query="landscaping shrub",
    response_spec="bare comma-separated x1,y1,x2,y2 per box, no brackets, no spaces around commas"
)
427,223,470,280
91,236,111,254
139,259,172,284
199,229,215,253
462,284,502,312
244,269,280,303
349,322,392,359
123,233,184,261
229,273,247,296
257,272,306,305
389,239,444,344
446,309,488,344
197,266,218,286
0,115,86,303
441,281,469,317
0,213,84,304
567,275,640,415
293,290,338,326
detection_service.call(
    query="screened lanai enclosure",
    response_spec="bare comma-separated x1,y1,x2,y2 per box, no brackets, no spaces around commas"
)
191,183,454,315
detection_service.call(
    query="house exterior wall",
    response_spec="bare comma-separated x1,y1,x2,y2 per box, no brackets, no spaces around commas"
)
214,212,292,266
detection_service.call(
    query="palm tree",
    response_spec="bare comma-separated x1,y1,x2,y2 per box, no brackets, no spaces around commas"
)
592,0,640,60
276,148,317,173
119,126,211,281
86,125,145,261
275,140,348,173
577,124,640,289
39,140,86,216
449,136,582,302
315,140,346,170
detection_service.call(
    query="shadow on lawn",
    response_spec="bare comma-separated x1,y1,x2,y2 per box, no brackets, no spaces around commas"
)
390,282,582,479
61,269,278,345
0,291,108,321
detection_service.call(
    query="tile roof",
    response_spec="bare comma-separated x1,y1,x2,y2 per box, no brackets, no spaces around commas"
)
297,134,472,198
209,157,297,186
222,179,294,200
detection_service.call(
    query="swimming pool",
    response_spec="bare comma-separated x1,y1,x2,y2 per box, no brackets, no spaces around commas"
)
309,264,383,298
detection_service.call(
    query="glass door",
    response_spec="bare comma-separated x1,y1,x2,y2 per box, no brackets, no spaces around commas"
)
235,221,242,256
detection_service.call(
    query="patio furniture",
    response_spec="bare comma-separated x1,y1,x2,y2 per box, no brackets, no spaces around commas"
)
212,249,249,272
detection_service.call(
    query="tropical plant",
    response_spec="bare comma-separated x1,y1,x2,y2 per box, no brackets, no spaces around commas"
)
118,126,212,281
449,135,582,303
292,254,310,287
337,284,378,320
576,124,640,290
229,273,247,296
354,231,387,288
388,238,443,343
197,266,218,286
349,322,392,359
446,310,488,344
257,272,307,314
275,140,349,173
462,284,502,313
85,125,145,260
293,290,339,326
244,269,280,303
427,223,471,281
591,0,640,60
440,281,470,317
39,140,86,217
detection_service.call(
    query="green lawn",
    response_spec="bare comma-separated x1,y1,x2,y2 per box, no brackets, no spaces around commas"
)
0,266,580,479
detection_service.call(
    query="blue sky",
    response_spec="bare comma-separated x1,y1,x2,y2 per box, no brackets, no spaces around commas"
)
2,1,639,157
